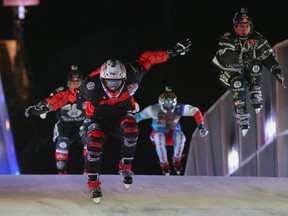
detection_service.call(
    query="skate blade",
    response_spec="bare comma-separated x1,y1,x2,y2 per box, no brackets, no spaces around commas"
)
93,197,101,204
241,129,249,137
123,183,131,190
254,108,262,114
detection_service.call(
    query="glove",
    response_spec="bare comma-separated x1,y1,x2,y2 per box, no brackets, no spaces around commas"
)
25,104,50,118
167,38,191,58
198,123,209,138
273,72,287,89
79,125,85,138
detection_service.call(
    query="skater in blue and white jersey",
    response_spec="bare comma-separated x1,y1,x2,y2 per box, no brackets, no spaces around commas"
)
134,86,208,176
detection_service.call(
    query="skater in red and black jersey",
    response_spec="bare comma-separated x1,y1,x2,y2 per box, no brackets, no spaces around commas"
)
25,38,191,203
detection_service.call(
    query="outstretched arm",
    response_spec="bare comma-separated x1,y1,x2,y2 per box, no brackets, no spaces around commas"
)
133,104,160,123
25,89,77,118
136,38,191,71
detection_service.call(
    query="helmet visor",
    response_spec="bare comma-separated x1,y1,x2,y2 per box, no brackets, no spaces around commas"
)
162,99,176,110
103,79,124,92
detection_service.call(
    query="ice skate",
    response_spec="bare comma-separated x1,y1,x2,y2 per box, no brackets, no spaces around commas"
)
173,158,182,175
118,157,134,189
119,169,134,189
249,90,263,114
87,174,102,204
90,186,102,204
160,163,170,176
235,113,251,136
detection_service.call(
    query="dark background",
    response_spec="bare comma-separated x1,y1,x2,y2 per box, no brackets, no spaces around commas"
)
1,0,288,175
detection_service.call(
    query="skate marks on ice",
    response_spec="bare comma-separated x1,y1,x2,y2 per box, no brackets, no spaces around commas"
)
0,175,288,216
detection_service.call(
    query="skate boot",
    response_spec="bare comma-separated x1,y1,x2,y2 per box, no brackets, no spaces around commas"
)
234,113,251,137
119,169,134,189
249,89,263,114
87,173,102,204
118,157,134,189
173,157,182,175
160,162,171,176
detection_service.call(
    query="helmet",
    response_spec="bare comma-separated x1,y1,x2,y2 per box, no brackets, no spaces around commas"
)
67,65,83,88
233,7,253,38
100,59,127,99
158,86,177,113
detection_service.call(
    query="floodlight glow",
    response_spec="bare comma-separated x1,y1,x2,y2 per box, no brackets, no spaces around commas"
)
228,145,239,174
264,117,276,144
18,5,25,19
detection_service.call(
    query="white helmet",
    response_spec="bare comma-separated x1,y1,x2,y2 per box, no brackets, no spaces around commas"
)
100,59,127,99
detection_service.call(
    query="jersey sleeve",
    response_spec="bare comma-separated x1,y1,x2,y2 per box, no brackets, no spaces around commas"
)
46,89,77,111
134,105,155,122
135,50,169,71
88,67,100,77
212,32,243,73
182,104,204,124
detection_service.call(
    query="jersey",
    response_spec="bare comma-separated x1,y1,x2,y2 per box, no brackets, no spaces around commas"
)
212,30,281,74
134,103,204,132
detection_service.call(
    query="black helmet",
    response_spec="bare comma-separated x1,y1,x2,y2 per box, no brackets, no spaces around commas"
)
158,86,177,113
233,7,253,36
67,65,83,87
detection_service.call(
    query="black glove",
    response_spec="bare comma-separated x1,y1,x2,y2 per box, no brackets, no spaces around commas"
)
272,68,287,89
167,38,191,58
25,104,50,118
198,123,209,138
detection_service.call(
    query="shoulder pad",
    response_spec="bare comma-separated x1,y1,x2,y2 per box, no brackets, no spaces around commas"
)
224,32,231,37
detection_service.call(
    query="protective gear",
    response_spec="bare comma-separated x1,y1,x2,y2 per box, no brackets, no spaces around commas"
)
67,65,83,88
55,136,69,174
233,7,253,38
158,86,177,113
245,60,262,86
167,38,191,58
25,104,49,117
197,123,209,138
100,59,127,99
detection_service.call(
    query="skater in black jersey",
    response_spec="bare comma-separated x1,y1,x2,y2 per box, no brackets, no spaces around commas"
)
212,7,286,136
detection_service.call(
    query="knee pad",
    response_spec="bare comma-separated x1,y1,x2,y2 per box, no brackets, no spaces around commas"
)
245,60,262,86
55,137,69,153
230,75,247,100
86,130,105,162
120,114,139,147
